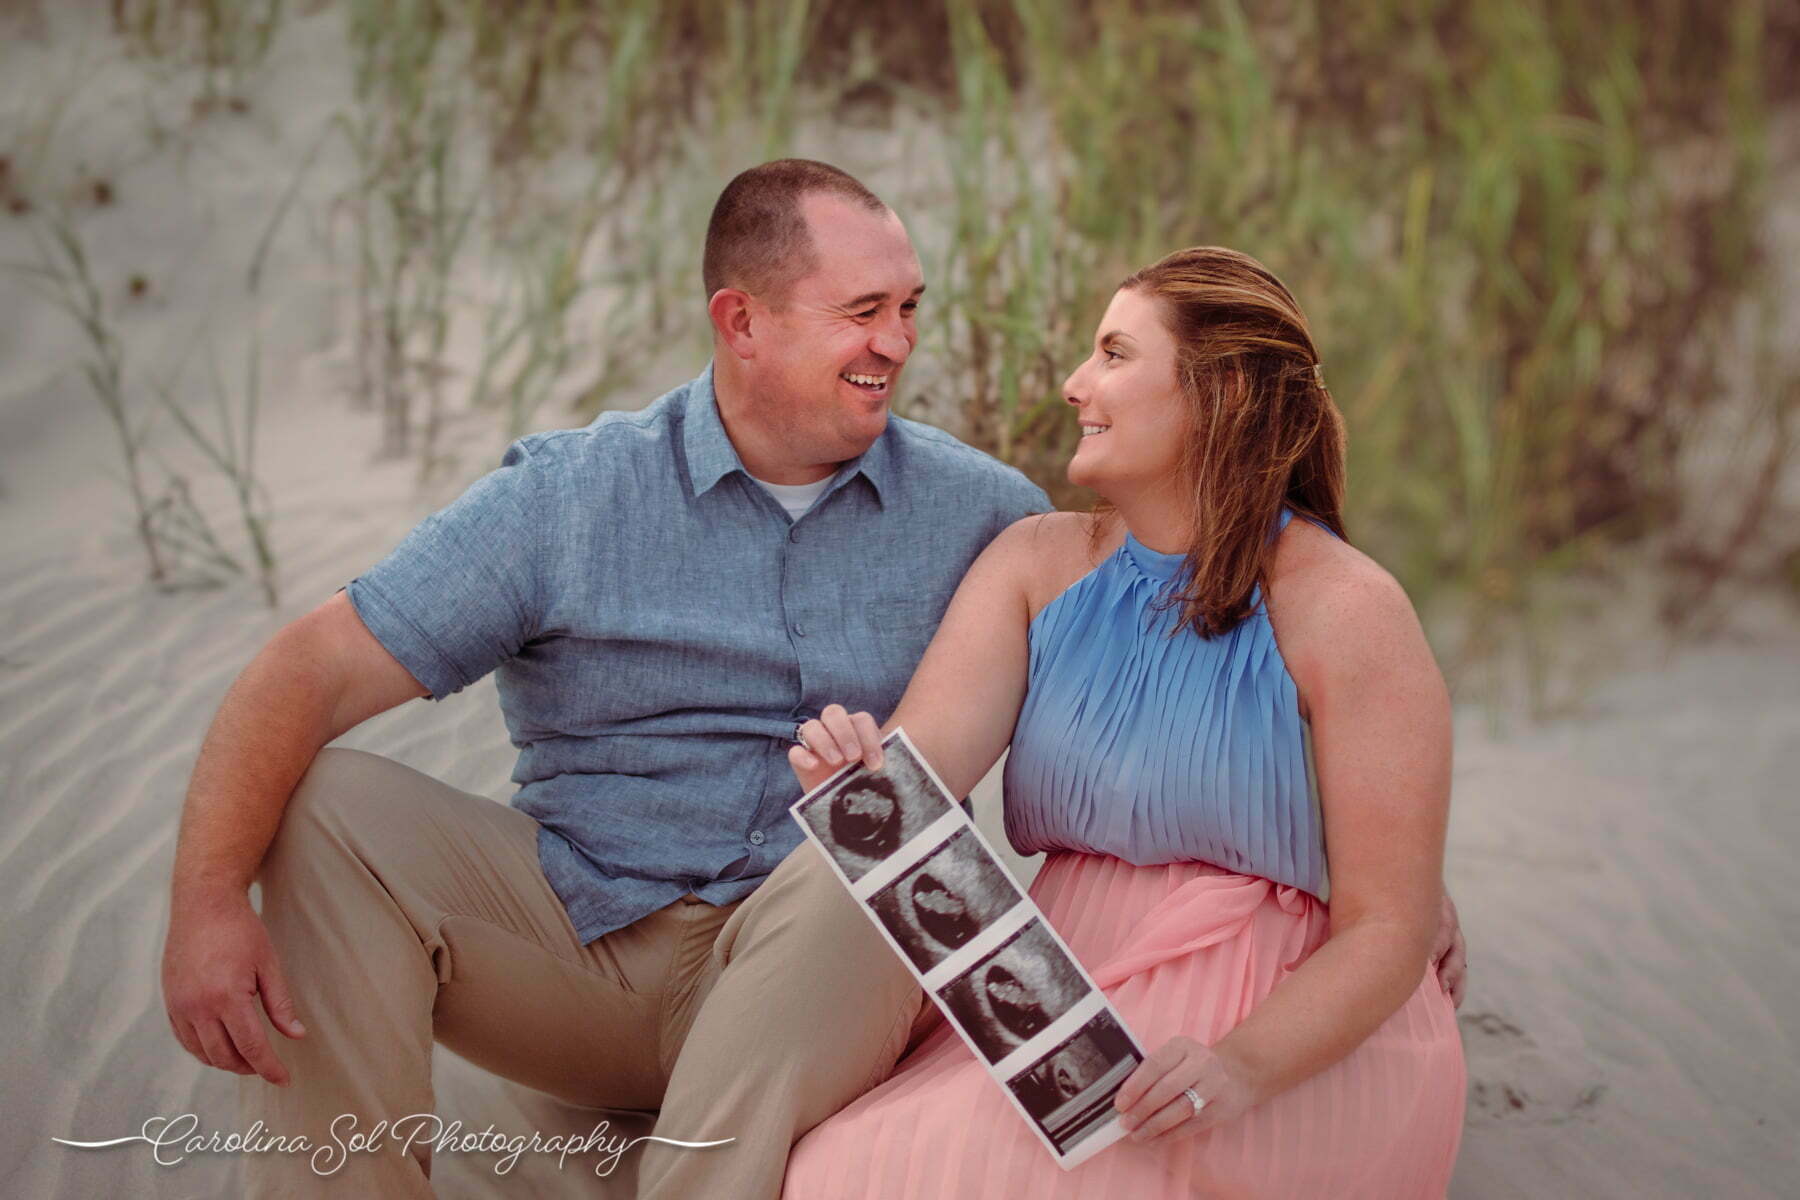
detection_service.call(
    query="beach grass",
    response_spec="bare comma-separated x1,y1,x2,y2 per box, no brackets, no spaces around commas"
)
5,214,278,599
21,0,1794,660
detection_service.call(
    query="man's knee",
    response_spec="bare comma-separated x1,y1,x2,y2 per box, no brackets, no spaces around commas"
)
260,747,393,878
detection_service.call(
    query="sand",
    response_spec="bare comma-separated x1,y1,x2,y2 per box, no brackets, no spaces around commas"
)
3,4,1797,1198
7,391,1797,1200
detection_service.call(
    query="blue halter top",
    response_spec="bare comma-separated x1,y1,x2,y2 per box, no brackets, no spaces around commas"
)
1002,509,1330,900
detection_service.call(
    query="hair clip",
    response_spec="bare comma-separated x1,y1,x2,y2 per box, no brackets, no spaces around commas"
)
1312,362,1326,387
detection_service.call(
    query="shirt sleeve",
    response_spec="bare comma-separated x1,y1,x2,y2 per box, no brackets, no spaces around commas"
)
1014,473,1054,518
996,468,1054,530
345,437,545,700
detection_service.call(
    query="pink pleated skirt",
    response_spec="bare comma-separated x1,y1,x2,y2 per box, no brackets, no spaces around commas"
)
783,852,1466,1199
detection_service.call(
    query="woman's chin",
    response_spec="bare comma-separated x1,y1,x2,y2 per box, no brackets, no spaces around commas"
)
1067,453,1171,504
1065,454,1099,491
1066,457,1117,498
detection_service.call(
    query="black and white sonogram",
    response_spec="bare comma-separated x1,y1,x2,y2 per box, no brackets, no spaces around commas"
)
792,733,954,882
935,920,1091,1064
867,827,1022,971
1005,1010,1142,1156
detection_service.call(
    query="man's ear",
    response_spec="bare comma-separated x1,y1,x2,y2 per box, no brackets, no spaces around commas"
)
708,288,757,359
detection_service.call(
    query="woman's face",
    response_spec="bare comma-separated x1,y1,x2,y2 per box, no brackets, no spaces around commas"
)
1062,287,1190,497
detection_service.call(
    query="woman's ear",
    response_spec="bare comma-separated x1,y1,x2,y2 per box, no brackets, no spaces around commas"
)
708,287,757,359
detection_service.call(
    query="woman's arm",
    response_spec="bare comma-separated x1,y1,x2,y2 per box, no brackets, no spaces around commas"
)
790,514,1050,799
1220,557,1451,1087
1119,546,1452,1142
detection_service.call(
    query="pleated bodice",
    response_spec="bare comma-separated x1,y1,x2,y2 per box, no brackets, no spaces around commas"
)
1003,510,1330,900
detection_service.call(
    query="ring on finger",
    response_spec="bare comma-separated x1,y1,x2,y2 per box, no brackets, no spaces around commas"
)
1182,1086,1205,1117
794,722,812,752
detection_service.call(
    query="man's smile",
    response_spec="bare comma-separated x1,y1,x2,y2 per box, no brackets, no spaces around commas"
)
839,371,891,397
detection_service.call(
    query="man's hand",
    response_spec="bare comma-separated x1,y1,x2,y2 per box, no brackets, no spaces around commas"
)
161,891,306,1085
1430,891,1467,1008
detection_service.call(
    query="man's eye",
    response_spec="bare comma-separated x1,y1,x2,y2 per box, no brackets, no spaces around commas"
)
856,308,878,319
1104,349,1122,361
902,302,920,315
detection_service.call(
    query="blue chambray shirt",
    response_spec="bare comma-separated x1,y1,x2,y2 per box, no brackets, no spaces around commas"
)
346,364,1049,943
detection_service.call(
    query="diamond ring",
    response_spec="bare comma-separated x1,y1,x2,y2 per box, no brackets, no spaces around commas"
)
1182,1086,1205,1116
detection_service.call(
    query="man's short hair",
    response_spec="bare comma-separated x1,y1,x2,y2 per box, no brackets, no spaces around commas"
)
703,159,889,307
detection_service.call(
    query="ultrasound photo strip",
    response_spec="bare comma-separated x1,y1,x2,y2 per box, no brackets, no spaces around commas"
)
790,727,1147,1170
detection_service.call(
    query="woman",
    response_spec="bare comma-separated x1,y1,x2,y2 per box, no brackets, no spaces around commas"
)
781,247,1466,1197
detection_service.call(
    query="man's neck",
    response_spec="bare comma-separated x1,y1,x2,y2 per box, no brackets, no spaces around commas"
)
712,361,839,485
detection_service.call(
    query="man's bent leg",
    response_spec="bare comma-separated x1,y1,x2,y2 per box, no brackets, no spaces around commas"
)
637,842,927,1200
239,748,677,1197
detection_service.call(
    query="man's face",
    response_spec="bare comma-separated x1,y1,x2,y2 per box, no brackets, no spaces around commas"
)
747,193,925,463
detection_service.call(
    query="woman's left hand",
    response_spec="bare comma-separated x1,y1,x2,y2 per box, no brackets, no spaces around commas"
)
1114,1036,1258,1144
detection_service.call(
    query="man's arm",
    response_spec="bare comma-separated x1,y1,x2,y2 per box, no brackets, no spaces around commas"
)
161,591,427,1085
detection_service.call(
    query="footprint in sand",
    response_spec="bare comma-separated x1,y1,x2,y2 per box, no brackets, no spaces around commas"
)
1459,1010,1607,1127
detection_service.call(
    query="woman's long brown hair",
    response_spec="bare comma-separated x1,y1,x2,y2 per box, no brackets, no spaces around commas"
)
1101,246,1348,639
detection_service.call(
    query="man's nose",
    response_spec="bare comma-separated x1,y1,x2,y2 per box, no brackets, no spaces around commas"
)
870,316,912,365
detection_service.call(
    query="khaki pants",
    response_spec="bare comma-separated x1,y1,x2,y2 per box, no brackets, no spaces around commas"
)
239,748,929,1199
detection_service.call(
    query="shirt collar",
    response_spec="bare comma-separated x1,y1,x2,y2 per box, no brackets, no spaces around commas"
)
839,415,892,509
681,363,744,499
683,362,891,509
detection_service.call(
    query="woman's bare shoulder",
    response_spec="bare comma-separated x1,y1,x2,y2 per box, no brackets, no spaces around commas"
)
982,511,1120,621
1267,517,1401,601
1265,518,1433,711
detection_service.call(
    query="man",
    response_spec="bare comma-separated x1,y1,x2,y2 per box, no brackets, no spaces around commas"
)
161,159,1466,1198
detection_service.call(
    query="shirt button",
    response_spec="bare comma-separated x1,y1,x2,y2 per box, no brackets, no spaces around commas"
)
792,623,806,637
789,526,800,542
749,830,766,845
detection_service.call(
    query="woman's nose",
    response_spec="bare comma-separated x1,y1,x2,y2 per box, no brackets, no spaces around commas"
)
1063,365,1085,407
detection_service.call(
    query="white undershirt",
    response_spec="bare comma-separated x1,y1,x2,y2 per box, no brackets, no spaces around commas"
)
748,472,834,521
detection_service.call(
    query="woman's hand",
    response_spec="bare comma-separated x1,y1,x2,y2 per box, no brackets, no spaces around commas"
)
1114,1036,1259,1145
789,703,886,793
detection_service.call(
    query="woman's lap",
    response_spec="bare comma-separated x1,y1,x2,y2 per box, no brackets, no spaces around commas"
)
782,853,1465,1199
